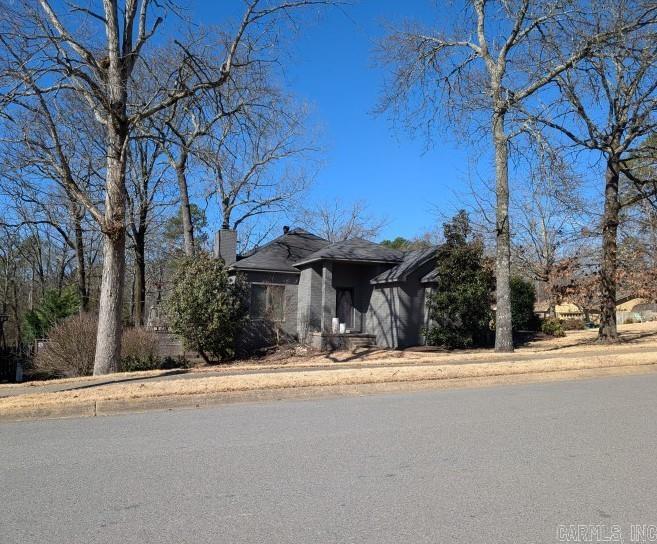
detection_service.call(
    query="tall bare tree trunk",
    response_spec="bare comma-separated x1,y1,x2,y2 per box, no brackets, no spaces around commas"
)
57,243,67,291
94,138,127,374
92,2,130,375
221,197,231,230
493,109,514,352
11,279,22,348
94,229,125,374
129,268,135,323
72,210,89,311
174,151,195,256
133,230,146,326
598,156,620,341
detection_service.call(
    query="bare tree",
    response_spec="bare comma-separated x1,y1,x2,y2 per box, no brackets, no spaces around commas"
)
0,0,331,374
145,29,319,257
617,167,657,302
296,198,387,242
0,226,25,346
512,144,587,316
458,138,590,317
525,2,657,340
200,93,314,238
0,215,83,345
126,137,167,325
147,83,224,257
377,0,647,351
0,185,92,310
1,97,105,310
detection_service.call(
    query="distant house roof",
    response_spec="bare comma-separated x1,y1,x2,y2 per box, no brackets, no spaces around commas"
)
370,248,437,285
230,228,329,274
293,238,405,268
633,302,657,312
534,301,550,314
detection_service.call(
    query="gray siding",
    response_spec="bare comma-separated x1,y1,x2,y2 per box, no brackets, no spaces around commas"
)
367,285,400,348
237,270,299,352
395,281,424,347
366,259,435,348
320,262,336,333
395,260,435,347
331,262,386,332
235,257,435,352
297,264,322,341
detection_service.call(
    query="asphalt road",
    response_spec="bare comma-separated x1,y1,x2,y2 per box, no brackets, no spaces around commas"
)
2,374,657,544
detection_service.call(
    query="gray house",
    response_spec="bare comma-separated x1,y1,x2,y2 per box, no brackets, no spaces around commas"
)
215,227,438,350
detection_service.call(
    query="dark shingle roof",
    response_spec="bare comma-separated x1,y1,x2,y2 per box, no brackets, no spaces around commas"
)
293,238,405,267
370,247,437,285
420,268,439,284
231,229,329,273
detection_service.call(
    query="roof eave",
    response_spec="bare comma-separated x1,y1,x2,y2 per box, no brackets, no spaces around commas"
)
371,251,437,285
371,279,401,286
294,257,403,268
229,266,300,275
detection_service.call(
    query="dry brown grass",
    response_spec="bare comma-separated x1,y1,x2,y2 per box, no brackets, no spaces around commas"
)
4,321,657,401
519,321,657,351
218,321,657,368
3,346,657,415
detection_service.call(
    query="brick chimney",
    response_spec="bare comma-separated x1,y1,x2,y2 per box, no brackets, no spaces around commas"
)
214,229,237,266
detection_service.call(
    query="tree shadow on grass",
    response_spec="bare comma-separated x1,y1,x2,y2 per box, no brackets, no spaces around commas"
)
523,328,657,352
56,369,191,392
325,348,397,364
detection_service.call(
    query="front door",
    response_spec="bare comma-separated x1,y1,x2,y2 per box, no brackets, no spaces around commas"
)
336,288,354,330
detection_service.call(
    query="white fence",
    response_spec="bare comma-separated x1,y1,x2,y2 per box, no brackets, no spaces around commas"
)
616,310,657,325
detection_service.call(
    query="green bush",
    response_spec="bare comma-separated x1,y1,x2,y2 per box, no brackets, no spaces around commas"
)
562,318,586,331
425,211,494,349
24,286,80,343
541,317,565,337
510,277,537,331
159,356,192,370
119,354,160,372
165,253,249,362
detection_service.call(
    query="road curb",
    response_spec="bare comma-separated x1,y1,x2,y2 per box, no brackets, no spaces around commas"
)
2,362,657,422
1,399,97,421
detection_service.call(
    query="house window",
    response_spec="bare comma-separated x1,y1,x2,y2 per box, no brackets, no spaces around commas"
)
250,284,285,321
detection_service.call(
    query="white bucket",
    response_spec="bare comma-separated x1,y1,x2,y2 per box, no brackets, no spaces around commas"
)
332,317,340,334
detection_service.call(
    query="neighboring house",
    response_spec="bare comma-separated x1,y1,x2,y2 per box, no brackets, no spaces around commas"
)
534,301,597,321
215,227,438,350
534,295,654,323
616,296,656,324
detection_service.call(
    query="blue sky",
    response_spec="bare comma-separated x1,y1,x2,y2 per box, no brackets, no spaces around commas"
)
200,1,473,241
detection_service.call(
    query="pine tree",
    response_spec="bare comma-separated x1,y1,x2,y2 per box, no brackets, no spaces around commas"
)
426,211,494,349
